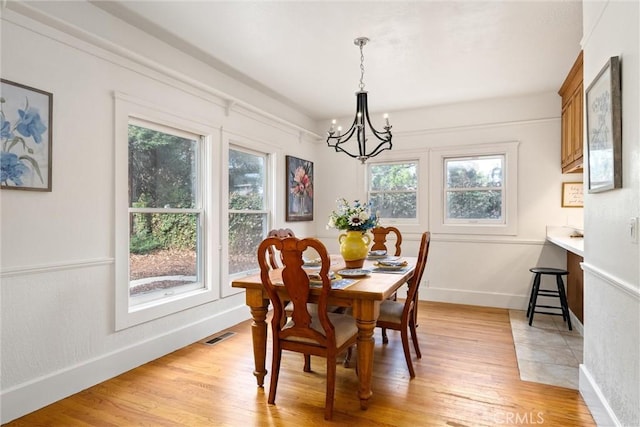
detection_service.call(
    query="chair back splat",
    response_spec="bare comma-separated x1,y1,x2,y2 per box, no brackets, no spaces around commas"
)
371,226,402,256
257,236,357,420
266,228,295,269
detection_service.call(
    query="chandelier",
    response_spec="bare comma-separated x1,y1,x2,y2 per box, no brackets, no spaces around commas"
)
326,37,392,163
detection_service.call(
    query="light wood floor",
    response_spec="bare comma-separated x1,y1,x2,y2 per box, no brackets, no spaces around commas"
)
4,302,595,426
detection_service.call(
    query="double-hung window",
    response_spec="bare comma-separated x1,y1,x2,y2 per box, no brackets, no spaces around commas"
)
115,92,218,330
127,120,204,305
430,141,518,235
367,161,419,221
444,155,504,223
227,146,269,277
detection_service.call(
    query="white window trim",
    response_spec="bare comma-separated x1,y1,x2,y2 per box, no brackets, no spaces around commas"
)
364,150,428,235
114,92,220,331
429,141,519,236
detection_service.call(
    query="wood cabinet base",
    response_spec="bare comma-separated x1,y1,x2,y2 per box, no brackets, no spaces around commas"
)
566,251,584,324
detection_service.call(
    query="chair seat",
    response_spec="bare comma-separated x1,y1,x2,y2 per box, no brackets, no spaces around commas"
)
283,312,358,347
378,299,405,323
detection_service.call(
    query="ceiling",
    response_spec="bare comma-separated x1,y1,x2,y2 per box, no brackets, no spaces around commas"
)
92,1,583,121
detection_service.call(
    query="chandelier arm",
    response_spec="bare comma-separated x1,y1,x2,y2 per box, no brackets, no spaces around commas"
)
327,138,361,159
363,114,391,139
363,140,393,159
326,118,359,145
327,129,357,148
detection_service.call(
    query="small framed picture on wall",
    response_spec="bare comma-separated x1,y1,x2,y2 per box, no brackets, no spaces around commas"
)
561,182,584,208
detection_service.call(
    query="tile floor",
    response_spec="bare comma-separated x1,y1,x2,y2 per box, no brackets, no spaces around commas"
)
509,309,583,389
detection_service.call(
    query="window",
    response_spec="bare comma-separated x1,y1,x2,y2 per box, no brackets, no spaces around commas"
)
430,141,518,235
367,161,418,221
128,120,203,305
115,93,218,330
444,155,504,223
228,147,269,277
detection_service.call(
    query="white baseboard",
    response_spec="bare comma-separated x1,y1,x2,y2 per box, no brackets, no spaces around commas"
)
0,304,249,424
423,287,529,310
569,309,584,336
579,365,621,427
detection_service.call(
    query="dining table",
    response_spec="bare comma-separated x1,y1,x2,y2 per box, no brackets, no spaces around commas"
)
231,255,416,410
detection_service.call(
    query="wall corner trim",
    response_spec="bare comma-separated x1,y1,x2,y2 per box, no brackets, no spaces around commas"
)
579,364,622,427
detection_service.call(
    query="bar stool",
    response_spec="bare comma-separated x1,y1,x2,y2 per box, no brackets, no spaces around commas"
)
526,267,572,330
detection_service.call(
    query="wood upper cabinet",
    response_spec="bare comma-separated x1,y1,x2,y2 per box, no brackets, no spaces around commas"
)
559,51,584,174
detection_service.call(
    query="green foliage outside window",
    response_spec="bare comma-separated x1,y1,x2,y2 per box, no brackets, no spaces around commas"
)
128,124,198,254
228,148,266,274
445,157,503,220
369,163,417,218
130,210,198,254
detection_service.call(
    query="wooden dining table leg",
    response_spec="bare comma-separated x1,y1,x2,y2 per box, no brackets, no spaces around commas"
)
352,299,380,410
246,289,270,387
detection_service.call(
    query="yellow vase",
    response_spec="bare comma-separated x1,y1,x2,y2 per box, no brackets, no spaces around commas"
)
338,230,371,269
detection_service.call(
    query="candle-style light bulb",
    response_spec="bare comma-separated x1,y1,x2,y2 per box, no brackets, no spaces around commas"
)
329,119,336,133
384,113,390,127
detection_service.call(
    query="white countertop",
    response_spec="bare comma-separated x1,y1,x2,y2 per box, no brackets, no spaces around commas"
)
546,226,584,257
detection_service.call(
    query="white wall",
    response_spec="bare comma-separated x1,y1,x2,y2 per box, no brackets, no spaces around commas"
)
315,93,582,308
579,2,640,426
2,0,617,424
0,2,319,423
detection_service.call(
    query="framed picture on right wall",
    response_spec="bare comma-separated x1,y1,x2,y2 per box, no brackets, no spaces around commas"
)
585,56,622,193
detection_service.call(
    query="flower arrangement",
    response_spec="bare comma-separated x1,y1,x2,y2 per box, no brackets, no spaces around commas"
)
327,198,379,232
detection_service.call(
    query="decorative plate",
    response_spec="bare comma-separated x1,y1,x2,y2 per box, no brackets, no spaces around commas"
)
374,260,408,271
367,250,387,259
308,271,336,284
373,264,406,271
337,269,371,278
303,257,322,267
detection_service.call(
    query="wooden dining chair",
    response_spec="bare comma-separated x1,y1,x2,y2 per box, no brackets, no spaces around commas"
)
371,226,403,256
257,236,358,420
266,228,295,269
376,231,431,378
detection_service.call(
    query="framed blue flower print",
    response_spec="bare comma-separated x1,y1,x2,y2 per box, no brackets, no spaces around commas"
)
1,79,53,191
286,155,313,221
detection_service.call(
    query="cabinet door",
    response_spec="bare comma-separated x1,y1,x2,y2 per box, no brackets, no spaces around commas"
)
561,104,573,168
572,83,583,160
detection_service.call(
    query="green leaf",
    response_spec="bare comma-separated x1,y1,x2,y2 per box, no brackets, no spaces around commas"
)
18,155,44,183
7,136,28,153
